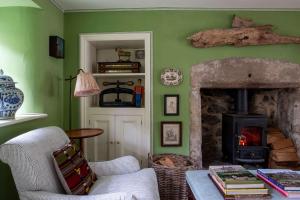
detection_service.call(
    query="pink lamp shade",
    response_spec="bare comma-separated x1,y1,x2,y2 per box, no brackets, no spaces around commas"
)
74,70,100,97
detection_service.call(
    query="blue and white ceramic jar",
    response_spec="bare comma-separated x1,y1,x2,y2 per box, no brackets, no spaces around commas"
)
0,69,24,119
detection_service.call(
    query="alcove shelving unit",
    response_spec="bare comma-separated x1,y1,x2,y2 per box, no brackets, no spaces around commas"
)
79,32,152,167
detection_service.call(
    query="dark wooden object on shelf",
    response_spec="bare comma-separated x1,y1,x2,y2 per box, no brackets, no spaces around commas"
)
99,80,135,107
98,62,141,73
66,128,103,153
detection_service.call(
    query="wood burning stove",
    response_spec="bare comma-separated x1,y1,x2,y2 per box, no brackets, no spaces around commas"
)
222,89,268,165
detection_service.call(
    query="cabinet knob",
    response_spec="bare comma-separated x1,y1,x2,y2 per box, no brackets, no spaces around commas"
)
116,141,120,144
109,141,114,144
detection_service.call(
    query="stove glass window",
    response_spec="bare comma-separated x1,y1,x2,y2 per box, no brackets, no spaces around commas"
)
238,127,262,146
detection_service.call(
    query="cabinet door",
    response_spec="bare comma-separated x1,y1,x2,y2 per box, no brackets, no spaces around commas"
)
84,115,115,161
115,115,143,162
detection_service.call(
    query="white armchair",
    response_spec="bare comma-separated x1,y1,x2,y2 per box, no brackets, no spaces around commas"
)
0,126,159,200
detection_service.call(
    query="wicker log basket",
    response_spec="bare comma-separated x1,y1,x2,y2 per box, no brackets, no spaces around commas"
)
149,153,199,200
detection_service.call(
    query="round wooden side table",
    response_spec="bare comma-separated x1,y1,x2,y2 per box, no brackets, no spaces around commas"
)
66,128,103,153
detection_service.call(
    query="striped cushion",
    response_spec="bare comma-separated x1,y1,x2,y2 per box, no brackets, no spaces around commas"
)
52,142,97,195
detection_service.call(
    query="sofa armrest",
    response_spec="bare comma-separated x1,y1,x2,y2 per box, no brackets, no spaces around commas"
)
89,156,141,176
20,191,132,200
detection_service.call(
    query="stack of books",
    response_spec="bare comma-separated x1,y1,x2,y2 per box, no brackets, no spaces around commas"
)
257,169,300,198
209,165,269,200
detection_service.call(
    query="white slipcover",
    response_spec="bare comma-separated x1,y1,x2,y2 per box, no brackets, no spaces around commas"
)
0,126,160,200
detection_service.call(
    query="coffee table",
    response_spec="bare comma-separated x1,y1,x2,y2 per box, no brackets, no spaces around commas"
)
186,170,287,200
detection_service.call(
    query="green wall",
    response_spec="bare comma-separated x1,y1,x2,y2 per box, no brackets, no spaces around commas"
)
64,10,300,156
0,0,64,199
2,7,300,199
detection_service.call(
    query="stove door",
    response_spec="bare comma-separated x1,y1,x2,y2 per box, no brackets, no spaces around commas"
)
234,117,267,164
238,126,263,146
235,117,267,148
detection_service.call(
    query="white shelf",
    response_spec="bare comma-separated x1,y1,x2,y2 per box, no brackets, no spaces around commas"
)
93,73,145,78
87,107,145,115
0,113,48,127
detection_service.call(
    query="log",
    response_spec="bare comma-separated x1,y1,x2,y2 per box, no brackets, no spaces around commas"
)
188,16,300,48
157,157,175,167
268,131,283,135
267,133,286,144
272,147,297,153
271,138,294,150
267,127,282,134
269,159,300,170
232,15,255,28
271,151,299,162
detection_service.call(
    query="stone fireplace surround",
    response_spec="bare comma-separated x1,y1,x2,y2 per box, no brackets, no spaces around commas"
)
190,57,300,168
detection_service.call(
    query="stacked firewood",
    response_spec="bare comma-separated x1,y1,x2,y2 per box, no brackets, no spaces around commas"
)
267,128,300,169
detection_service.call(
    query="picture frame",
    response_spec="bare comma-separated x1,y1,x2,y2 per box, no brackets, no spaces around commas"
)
164,94,179,116
49,36,64,59
161,121,182,147
135,50,145,59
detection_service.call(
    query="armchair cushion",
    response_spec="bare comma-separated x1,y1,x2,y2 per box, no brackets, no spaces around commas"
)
20,191,132,200
89,168,159,200
89,156,140,176
52,142,97,195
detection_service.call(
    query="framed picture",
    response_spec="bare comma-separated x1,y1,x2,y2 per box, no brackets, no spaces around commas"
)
161,121,182,146
49,36,64,59
164,94,179,115
135,50,145,59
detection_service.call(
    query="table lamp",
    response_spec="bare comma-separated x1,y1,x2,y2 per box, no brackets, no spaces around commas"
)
65,69,100,130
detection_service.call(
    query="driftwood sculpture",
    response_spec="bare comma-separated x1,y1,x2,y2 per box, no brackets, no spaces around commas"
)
188,16,300,48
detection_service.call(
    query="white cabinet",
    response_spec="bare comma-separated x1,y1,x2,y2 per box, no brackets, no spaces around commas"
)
115,115,143,160
85,115,115,161
84,114,147,165
80,32,152,167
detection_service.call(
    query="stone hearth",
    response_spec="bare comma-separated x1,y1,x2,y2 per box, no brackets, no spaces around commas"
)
190,57,300,168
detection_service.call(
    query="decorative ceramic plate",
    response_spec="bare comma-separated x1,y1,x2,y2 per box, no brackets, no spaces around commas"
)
160,68,183,86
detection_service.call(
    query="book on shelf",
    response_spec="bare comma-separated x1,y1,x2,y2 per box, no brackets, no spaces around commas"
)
257,173,300,198
208,174,270,199
209,165,265,189
257,169,300,191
